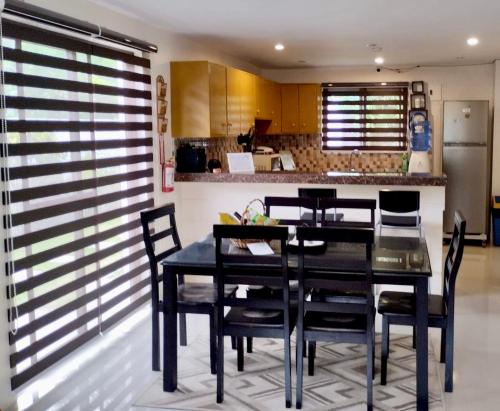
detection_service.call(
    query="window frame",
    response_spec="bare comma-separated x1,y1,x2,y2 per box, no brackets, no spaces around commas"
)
321,82,409,152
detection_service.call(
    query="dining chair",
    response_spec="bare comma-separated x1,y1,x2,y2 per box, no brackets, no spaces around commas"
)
378,210,466,392
140,203,238,373
318,198,376,228
214,224,294,408
378,190,422,236
297,187,343,224
264,196,318,226
295,226,375,410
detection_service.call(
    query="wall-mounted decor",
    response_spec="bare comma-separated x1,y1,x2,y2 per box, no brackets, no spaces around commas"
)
410,93,426,109
412,81,424,93
156,75,174,192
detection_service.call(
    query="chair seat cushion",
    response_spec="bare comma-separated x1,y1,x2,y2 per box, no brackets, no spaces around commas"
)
224,306,296,328
178,283,237,305
377,291,445,317
304,311,367,333
312,289,368,304
381,214,421,227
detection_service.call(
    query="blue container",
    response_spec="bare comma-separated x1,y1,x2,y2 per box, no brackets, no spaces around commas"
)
493,196,500,246
410,121,431,152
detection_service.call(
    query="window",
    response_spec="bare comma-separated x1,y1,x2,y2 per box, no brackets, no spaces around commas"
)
1,19,153,389
321,83,408,151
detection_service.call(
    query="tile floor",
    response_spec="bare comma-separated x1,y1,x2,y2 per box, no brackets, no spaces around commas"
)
6,245,500,411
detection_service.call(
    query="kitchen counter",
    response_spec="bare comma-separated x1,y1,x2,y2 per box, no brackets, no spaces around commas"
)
175,171,447,186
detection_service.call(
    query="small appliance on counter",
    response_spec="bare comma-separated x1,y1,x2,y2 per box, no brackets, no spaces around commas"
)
175,143,206,173
252,146,281,171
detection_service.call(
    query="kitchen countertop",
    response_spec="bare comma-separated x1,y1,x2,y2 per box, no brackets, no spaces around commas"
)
174,171,447,186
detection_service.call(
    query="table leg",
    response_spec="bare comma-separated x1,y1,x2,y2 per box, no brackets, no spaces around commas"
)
415,277,429,410
163,265,178,392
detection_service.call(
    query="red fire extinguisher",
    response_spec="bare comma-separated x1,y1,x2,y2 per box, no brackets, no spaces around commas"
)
162,158,174,193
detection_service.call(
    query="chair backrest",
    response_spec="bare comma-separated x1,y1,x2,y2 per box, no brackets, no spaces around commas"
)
214,224,290,314
318,198,376,228
264,196,318,226
296,226,374,317
298,188,337,200
443,211,466,316
140,203,183,293
379,190,420,214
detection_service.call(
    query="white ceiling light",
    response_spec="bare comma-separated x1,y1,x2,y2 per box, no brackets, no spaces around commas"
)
274,43,285,51
467,37,479,46
374,57,384,65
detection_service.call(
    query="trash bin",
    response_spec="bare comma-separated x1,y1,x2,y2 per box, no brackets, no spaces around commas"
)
493,196,500,246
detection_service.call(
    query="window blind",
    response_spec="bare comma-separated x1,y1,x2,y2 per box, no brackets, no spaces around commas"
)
1,19,154,389
321,84,408,151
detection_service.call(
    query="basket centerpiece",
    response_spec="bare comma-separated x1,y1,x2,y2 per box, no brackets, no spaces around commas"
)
219,198,279,249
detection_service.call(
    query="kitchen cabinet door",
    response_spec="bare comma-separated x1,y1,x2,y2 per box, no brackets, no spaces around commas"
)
281,84,299,134
255,76,269,119
267,81,282,134
299,84,320,134
209,63,228,137
171,61,212,138
240,71,256,132
226,67,242,136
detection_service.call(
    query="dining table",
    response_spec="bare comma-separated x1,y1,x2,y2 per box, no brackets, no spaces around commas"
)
161,233,432,411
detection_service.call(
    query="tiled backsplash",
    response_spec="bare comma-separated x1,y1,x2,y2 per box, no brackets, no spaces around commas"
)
175,134,405,173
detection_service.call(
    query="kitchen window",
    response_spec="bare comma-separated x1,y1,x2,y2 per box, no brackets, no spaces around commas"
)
1,19,154,389
321,83,408,151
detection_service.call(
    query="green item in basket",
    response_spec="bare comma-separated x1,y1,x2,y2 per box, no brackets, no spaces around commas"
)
248,209,279,226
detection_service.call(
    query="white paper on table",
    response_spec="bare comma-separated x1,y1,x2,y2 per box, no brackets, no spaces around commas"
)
247,242,274,256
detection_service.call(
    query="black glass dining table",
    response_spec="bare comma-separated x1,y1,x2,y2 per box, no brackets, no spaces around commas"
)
161,233,432,411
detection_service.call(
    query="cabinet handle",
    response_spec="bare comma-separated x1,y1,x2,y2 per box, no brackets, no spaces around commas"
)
292,123,296,127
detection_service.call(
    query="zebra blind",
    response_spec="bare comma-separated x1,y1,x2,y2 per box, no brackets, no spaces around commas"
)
1,19,154,389
321,84,408,151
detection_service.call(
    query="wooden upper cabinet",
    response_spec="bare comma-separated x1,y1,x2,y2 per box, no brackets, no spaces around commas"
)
255,76,270,119
226,67,242,136
267,82,282,134
298,84,320,134
281,84,299,134
240,71,256,133
170,61,227,138
226,68,256,136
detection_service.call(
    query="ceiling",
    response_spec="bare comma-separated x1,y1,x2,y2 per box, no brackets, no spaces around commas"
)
93,0,500,69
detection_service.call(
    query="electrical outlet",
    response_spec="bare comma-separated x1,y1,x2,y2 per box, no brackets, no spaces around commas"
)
428,83,442,101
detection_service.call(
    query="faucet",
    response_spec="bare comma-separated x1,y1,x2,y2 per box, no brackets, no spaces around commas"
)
348,149,361,172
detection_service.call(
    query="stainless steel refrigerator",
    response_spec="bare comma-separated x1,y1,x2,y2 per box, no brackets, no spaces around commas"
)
443,100,491,242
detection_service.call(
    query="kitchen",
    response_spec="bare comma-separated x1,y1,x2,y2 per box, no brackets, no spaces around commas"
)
1,1,500,411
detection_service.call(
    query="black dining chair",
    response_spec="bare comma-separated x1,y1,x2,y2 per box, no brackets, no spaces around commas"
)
298,187,343,223
378,190,422,236
264,196,318,226
140,203,238,373
295,226,375,410
214,224,294,408
318,198,376,229
378,210,466,392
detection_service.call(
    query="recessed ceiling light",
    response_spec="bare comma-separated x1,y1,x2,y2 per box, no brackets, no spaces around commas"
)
374,57,384,65
467,37,479,46
274,43,285,51
381,82,387,86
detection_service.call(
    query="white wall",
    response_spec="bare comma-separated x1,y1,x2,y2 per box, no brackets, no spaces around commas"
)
0,1,261,409
262,64,496,177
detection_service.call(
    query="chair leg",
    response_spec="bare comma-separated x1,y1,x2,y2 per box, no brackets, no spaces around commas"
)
367,325,374,410
216,329,224,403
284,334,292,408
152,305,160,371
237,337,244,371
445,325,454,392
440,327,446,364
308,341,316,376
209,311,217,375
179,313,187,346
231,336,237,350
247,337,253,353
296,336,304,409
303,340,307,358
412,325,416,349
381,316,389,385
